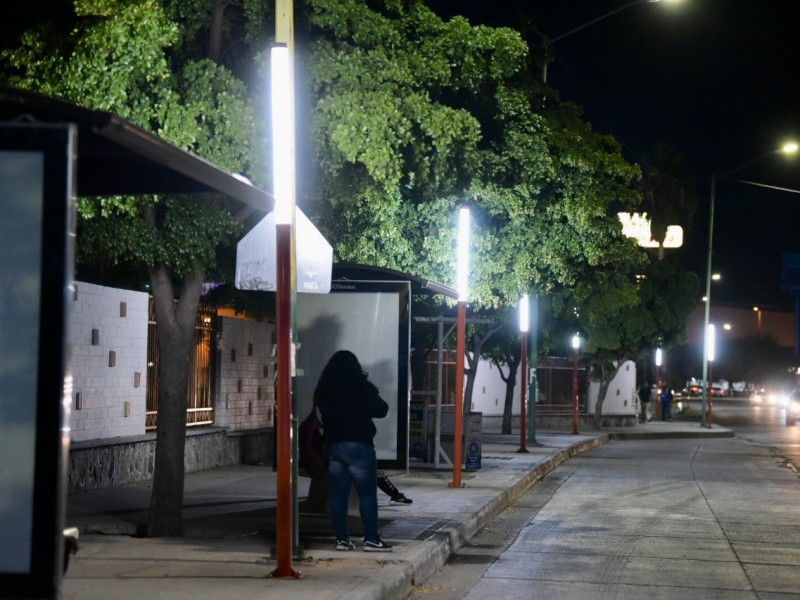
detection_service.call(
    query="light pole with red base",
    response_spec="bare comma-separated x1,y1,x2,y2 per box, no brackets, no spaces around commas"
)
571,334,581,435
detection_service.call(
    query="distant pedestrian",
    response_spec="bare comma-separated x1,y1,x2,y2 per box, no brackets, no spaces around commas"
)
638,382,652,423
314,350,393,552
660,384,673,422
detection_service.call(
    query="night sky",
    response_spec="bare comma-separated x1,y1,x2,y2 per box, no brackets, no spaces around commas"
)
428,0,800,310
4,1,799,308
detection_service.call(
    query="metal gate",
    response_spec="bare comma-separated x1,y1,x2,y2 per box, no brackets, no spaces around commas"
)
145,300,215,430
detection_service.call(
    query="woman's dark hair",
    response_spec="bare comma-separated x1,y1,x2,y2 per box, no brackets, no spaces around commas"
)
316,350,365,390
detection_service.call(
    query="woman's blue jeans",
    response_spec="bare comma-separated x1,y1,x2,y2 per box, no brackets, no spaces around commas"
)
327,441,379,542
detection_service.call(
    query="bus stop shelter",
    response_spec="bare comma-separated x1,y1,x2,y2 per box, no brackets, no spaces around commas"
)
0,85,279,600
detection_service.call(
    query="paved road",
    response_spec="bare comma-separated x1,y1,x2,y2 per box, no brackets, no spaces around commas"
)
411,435,800,599
681,398,800,469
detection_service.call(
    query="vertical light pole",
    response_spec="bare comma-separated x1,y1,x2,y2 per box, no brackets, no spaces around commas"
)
706,323,715,429
655,347,662,388
450,206,469,488
753,306,762,332
270,35,299,578
571,333,581,435
653,346,662,420
540,0,670,82
527,295,539,446
517,294,529,453
700,174,716,428
702,142,798,427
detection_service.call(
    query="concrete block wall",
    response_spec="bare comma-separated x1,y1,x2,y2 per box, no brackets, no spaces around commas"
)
68,427,274,493
214,316,275,431
69,282,149,442
588,360,638,416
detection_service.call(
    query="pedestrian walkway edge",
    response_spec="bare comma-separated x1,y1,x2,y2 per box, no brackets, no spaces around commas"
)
372,434,611,600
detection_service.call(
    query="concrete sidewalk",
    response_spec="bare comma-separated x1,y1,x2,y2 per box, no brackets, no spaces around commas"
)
61,420,732,600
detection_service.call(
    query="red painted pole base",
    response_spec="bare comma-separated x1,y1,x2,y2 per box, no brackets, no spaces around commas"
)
270,567,302,579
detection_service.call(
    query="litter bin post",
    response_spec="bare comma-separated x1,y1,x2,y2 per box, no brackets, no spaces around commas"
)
465,412,482,470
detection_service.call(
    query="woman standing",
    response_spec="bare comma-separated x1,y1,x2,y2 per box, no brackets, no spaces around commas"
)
314,350,393,552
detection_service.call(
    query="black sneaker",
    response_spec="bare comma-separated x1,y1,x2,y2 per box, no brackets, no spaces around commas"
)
336,538,356,551
363,538,393,552
390,493,413,505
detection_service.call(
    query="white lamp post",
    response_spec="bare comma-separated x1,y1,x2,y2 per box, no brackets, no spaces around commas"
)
655,347,662,387
706,323,716,428
450,206,470,488
518,294,529,453
270,40,300,578
571,333,581,435
541,0,678,82
702,142,798,427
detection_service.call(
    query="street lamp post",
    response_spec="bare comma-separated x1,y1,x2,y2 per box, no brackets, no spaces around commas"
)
706,324,716,429
701,142,798,428
571,334,581,435
518,294,529,453
541,0,668,83
753,306,762,332
527,295,539,446
270,39,300,579
450,206,470,489
655,347,662,388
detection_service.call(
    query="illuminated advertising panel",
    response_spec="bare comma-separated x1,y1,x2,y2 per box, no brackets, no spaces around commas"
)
296,281,410,469
0,125,75,599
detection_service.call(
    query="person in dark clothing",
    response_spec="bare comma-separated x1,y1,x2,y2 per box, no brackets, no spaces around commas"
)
314,350,393,552
377,470,412,504
638,381,652,423
659,384,673,422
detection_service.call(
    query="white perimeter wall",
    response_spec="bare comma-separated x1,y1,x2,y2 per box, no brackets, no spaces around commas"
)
69,282,149,442
470,356,639,417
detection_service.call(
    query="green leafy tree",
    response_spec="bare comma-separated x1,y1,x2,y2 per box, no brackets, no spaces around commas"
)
579,257,698,428
303,1,652,415
482,307,524,434
639,144,698,258
1,0,267,536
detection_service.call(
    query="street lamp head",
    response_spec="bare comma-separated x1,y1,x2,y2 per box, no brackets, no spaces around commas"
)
270,44,293,225
519,294,529,333
782,141,799,155
706,323,716,362
571,333,581,350
456,207,470,302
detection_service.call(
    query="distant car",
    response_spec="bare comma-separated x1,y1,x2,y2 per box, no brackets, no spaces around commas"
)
786,393,800,426
751,390,791,407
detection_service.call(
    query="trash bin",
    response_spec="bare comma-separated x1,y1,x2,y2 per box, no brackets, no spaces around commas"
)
465,411,482,470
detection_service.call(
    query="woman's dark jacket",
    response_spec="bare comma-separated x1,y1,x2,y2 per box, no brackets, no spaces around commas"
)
316,378,388,446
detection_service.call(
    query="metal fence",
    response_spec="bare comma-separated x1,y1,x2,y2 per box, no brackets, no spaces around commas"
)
145,300,215,430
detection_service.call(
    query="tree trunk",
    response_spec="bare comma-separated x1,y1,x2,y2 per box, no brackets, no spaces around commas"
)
146,266,204,537
501,360,519,435
463,324,502,413
208,0,231,63
592,361,624,431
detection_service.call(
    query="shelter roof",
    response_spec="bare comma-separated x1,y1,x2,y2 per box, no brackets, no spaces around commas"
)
0,86,273,212
332,263,458,299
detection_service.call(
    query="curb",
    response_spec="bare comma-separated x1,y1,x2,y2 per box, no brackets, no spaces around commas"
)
374,435,611,600
608,429,735,440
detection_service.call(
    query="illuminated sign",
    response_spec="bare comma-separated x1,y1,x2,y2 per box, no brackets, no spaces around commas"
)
617,212,683,248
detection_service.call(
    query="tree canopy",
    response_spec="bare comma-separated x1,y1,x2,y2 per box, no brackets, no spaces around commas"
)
1,0,703,525
304,0,646,315
1,0,271,536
